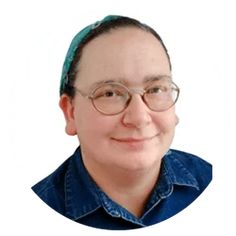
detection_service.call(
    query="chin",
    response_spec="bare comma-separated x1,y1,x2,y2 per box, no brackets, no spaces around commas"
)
115,152,161,171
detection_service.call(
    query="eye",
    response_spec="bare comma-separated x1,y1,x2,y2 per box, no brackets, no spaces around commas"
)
106,88,125,97
93,85,126,100
102,89,123,98
104,90,115,97
146,86,167,94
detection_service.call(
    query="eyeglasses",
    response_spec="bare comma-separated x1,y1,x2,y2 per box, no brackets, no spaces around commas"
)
74,77,180,115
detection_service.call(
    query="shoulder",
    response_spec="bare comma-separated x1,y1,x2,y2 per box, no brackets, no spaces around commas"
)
169,149,212,169
31,157,72,214
166,149,212,191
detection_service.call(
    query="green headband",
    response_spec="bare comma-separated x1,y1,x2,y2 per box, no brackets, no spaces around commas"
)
60,15,123,95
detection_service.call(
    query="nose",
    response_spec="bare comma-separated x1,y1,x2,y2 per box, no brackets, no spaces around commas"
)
122,94,152,128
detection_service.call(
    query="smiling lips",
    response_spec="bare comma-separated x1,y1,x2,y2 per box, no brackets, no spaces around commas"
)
111,135,157,150
111,135,158,144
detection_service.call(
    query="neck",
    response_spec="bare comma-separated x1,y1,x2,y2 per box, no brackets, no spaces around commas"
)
82,154,161,218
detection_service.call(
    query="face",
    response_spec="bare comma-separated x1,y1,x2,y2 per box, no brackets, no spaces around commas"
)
60,27,178,172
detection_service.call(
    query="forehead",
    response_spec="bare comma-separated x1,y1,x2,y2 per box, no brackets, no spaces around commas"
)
76,27,171,87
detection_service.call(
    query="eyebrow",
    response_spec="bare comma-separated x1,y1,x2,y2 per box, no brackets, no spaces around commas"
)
90,74,172,89
143,74,172,83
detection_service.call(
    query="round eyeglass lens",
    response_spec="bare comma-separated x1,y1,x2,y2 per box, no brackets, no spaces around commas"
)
91,83,130,115
144,80,179,111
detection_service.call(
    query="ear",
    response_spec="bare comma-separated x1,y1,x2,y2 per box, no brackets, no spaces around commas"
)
59,95,77,136
175,114,179,126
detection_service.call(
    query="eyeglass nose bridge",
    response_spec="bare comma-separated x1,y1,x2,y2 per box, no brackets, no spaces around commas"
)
125,88,148,109
128,87,146,96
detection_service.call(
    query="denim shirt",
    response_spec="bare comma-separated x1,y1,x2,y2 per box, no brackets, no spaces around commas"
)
32,147,212,230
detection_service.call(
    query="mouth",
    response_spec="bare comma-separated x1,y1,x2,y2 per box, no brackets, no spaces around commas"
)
111,134,158,147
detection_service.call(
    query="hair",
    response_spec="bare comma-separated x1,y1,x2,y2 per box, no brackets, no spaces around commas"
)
62,16,172,97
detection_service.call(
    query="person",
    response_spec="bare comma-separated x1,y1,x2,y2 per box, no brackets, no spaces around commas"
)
32,15,212,230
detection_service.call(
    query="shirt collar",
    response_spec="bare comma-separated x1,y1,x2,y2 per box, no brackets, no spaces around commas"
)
142,150,200,217
163,150,200,190
64,148,145,226
64,148,200,220
64,147,101,220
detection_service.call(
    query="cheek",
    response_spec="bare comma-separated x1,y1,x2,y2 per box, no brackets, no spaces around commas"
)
152,111,177,151
74,103,118,141
153,110,177,133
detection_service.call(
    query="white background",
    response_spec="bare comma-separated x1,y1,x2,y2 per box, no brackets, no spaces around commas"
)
1,0,235,235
